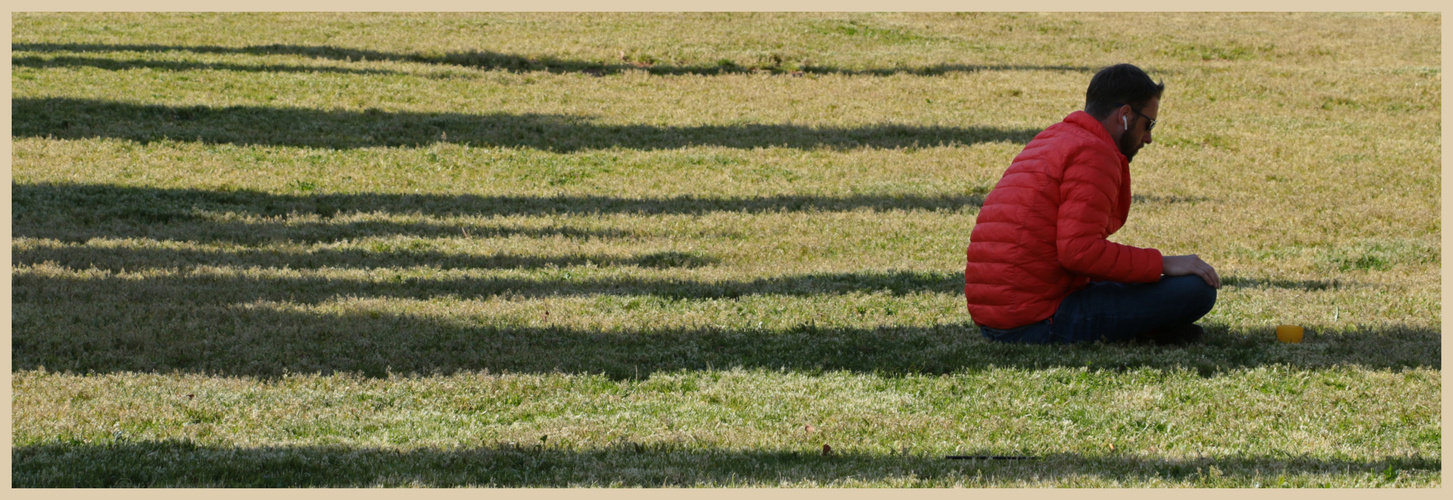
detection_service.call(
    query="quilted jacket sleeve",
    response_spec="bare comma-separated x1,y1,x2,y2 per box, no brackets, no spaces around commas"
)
1054,149,1164,283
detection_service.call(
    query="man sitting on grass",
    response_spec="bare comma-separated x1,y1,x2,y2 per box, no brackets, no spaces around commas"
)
964,63,1219,345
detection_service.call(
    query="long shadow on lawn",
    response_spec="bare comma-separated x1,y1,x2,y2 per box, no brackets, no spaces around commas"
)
13,183,988,230
1221,276,1364,292
14,245,718,272
13,440,1436,487
12,54,414,77
15,217,637,245
14,183,647,244
14,263,962,303
12,269,1438,378
14,97,1041,151
14,42,1100,77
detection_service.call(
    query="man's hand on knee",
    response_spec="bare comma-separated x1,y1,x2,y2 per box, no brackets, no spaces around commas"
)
1163,254,1221,289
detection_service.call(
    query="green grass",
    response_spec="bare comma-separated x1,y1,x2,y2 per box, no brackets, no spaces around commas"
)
9,12,1441,487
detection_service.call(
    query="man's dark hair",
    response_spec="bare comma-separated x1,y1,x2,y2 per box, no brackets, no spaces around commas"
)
1084,64,1165,119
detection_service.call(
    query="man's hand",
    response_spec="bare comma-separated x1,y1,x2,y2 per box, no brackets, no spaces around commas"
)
1162,254,1221,289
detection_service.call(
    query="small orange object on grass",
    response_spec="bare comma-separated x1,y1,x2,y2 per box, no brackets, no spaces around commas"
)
1276,325,1304,343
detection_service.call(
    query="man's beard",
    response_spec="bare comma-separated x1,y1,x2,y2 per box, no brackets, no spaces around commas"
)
1117,118,1142,162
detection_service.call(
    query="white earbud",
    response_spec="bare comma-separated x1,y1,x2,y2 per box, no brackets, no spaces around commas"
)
1122,115,1128,131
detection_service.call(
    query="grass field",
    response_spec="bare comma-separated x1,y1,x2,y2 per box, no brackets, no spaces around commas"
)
9,12,1441,487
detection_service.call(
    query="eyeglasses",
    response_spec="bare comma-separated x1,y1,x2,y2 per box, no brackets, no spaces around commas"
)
1127,106,1157,133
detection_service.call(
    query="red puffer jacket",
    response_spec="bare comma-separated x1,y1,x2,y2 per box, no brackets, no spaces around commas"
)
964,111,1163,329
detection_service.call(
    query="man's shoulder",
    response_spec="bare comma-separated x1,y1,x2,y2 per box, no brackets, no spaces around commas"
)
1038,114,1110,149
1014,119,1111,167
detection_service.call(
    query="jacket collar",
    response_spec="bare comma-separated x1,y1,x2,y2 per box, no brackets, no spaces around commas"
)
1064,110,1128,164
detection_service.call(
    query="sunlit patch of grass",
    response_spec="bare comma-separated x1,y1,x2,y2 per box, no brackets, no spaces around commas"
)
12,367,1440,486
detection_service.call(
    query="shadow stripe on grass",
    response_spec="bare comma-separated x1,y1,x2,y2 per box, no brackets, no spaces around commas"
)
10,276,1441,377
12,54,416,77
13,42,1100,77
16,242,1360,293
11,244,1361,294
13,265,963,302
14,218,638,245
12,183,987,221
11,440,1437,487
13,97,1041,151
14,244,718,271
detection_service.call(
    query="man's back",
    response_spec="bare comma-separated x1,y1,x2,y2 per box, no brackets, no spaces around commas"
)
964,110,1160,330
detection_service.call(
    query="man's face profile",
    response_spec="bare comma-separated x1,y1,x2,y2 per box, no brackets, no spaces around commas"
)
1118,97,1159,162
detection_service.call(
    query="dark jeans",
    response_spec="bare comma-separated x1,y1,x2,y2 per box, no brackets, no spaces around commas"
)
979,275,1217,344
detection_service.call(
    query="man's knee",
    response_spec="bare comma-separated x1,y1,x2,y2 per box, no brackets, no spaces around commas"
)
1162,275,1216,316
1180,276,1217,317
1197,282,1217,316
